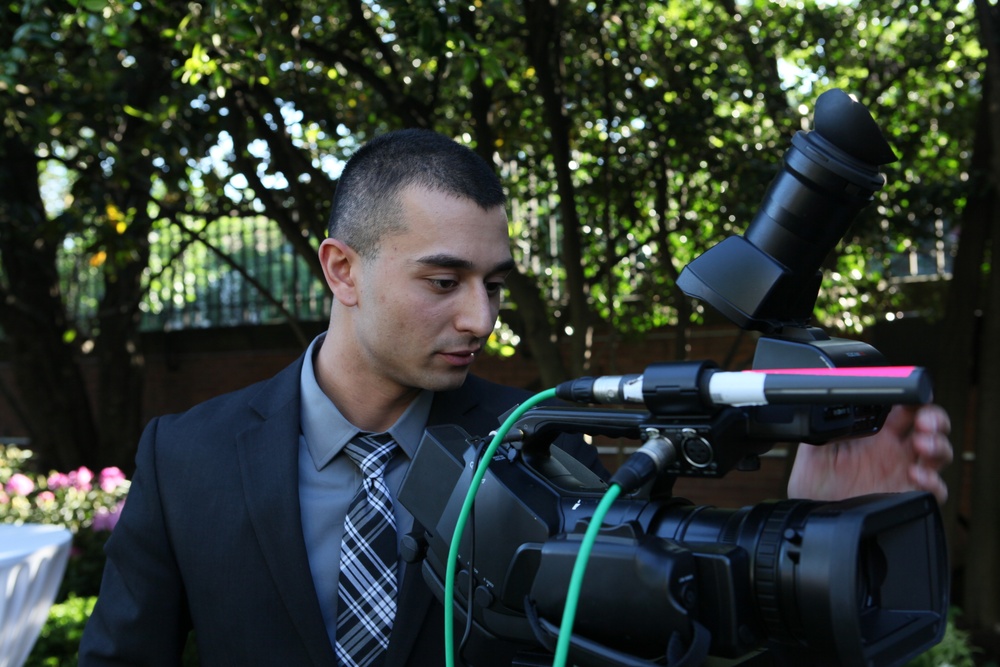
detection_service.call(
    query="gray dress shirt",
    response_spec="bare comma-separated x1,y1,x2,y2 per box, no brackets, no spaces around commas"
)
297,334,433,651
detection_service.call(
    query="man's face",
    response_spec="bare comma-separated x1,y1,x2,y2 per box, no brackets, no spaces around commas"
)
349,185,514,396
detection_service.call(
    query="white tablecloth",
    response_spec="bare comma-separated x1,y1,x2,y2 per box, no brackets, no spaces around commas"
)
0,524,73,667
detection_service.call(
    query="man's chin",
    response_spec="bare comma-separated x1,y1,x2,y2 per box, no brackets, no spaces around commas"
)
421,367,472,393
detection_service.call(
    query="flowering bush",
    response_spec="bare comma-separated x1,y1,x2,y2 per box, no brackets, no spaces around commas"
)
0,444,130,601
0,444,134,665
0,444,129,534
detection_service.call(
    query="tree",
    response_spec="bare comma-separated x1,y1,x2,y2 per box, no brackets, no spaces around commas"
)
1,0,171,469
0,0,975,445
2,1,269,467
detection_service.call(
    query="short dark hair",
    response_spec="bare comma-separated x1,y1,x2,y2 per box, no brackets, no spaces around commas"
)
326,128,507,257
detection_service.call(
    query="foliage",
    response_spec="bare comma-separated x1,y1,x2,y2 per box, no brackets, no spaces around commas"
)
0,443,205,665
0,443,133,664
907,608,982,667
2,0,982,467
142,0,981,343
24,593,201,666
23,594,97,667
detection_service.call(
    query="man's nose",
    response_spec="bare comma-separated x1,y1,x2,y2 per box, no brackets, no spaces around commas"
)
456,285,497,338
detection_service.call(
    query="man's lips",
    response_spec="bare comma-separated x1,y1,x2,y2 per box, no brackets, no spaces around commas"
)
438,348,480,366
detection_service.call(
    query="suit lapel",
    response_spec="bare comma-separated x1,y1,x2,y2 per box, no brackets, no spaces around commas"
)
426,375,495,431
236,358,338,667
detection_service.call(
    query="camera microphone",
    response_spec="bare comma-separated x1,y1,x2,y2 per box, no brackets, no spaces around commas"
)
556,362,932,413
709,365,932,406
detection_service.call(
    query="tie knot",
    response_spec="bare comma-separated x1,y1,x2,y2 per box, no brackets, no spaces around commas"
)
345,433,396,478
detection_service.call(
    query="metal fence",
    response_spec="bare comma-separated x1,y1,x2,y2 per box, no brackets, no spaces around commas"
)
59,217,330,334
52,213,954,336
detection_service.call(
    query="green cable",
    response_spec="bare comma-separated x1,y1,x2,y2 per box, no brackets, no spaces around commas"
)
444,387,557,667
552,481,623,667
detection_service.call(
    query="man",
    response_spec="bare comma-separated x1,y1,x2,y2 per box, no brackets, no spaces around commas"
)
79,128,952,666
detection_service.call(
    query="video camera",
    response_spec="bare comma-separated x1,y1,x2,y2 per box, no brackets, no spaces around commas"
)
398,89,949,667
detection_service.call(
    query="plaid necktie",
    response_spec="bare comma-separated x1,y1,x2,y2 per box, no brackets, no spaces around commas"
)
335,433,398,667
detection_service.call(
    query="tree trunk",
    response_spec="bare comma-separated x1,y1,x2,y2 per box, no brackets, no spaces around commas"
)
962,0,1000,635
463,36,573,388
523,0,593,377
964,211,1000,633
0,134,101,470
504,270,570,388
92,211,150,470
928,93,990,565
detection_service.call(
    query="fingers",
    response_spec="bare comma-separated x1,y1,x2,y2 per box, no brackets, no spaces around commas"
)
909,462,949,504
915,403,951,437
881,403,919,435
913,404,955,467
908,405,953,504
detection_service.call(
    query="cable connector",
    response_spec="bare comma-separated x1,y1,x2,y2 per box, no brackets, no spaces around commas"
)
609,429,677,493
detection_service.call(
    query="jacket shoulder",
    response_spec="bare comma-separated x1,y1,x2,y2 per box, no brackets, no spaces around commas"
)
151,355,303,441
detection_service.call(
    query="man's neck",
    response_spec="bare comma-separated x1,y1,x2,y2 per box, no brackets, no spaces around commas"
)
313,335,419,432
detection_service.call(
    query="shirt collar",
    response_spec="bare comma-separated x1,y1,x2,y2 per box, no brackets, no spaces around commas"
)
299,333,433,471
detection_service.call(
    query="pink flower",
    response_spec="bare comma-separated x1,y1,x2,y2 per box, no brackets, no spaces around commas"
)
98,467,127,492
92,498,126,532
69,467,94,491
47,472,71,490
5,473,35,496
35,490,56,505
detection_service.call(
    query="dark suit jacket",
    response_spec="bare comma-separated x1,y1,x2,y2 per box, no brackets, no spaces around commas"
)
79,354,604,666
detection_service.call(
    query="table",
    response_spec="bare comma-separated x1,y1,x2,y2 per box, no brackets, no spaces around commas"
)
0,524,73,667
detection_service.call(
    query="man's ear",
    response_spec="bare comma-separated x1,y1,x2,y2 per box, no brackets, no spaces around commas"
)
318,238,359,307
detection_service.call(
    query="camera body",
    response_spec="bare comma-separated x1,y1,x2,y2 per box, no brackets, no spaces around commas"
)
397,89,949,666
399,420,947,666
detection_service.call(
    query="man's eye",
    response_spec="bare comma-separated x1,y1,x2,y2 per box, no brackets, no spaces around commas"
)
429,279,458,290
485,281,505,296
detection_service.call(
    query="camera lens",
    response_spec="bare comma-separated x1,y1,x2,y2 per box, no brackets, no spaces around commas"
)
647,492,947,665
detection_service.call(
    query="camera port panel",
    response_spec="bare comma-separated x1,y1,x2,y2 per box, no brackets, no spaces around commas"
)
680,428,715,469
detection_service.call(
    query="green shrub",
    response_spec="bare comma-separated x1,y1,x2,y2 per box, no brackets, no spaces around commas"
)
23,595,97,667
907,607,982,667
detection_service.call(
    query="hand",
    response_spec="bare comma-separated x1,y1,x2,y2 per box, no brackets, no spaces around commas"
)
787,403,953,503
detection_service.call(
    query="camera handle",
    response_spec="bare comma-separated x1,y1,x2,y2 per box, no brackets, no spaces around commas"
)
523,597,712,667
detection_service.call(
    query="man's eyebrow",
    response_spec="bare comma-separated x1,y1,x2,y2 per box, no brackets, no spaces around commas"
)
416,254,517,274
